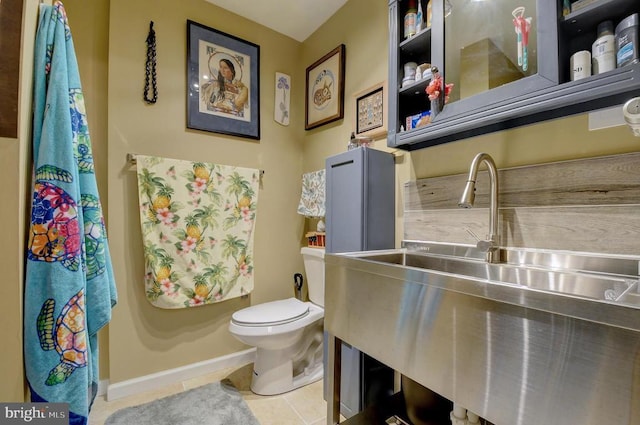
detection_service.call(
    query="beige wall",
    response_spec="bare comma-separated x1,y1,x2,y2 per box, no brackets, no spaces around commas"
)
5,0,639,394
0,132,27,401
302,0,390,168
407,113,640,180
301,0,408,242
0,0,40,402
105,0,308,383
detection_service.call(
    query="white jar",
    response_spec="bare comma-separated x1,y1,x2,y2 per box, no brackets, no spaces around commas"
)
403,62,418,79
570,50,591,81
592,21,615,75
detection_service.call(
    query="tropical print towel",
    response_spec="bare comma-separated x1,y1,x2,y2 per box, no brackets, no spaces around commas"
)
25,3,117,424
136,156,259,308
297,169,325,217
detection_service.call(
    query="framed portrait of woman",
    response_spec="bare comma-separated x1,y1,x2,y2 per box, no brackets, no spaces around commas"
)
187,20,260,139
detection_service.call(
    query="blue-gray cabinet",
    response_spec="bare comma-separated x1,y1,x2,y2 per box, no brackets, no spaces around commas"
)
325,147,395,253
389,0,640,150
324,147,395,418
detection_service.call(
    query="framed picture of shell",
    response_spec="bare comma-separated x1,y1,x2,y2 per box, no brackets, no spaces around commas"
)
305,44,346,130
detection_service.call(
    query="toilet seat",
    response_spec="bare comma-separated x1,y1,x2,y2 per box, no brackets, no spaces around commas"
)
232,298,310,327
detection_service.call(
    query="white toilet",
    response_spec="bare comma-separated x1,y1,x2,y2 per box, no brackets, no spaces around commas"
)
229,247,325,395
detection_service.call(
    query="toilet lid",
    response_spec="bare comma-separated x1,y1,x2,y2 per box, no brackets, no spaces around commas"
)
231,298,310,326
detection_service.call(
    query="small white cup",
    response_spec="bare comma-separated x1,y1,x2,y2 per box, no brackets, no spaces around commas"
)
404,62,417,79
570,51,591,81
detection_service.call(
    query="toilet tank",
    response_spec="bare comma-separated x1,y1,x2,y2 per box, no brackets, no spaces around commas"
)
301,247,325,307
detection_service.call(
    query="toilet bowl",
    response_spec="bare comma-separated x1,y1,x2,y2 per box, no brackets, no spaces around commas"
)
229,247,325,395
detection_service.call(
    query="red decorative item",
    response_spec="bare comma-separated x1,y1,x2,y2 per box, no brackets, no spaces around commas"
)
425,66,454,103
425,66,454,117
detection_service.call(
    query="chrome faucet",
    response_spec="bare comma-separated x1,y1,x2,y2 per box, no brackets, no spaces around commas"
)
458,153,501,263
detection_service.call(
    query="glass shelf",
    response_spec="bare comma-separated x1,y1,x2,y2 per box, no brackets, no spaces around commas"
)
561,0,637,37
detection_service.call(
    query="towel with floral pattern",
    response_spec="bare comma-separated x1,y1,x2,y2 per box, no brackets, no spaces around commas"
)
297,169,325,217
136,155,259,308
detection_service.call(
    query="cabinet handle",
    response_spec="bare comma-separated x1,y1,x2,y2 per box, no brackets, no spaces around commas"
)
331,160,354,168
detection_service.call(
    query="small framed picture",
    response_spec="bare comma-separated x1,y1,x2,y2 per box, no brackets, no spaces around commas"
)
305,44,346,130
354,82,387,139
186,20,260,139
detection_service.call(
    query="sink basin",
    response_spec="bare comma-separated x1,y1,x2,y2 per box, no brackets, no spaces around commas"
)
349,250,636,303
338,241,640,310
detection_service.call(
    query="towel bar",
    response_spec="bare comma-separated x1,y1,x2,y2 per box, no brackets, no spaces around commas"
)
127,153,264,175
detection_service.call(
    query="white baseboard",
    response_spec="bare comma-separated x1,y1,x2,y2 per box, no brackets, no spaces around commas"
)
97,379,109,397
105,348,256,401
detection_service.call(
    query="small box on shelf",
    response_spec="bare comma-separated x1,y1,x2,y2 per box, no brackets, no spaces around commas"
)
405,110,431,131
571,0,601,13
305,232,325,248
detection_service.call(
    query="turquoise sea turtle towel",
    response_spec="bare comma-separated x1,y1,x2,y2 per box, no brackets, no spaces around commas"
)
25,2,117,424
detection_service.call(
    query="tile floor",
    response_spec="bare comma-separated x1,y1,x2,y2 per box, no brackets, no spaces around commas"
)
89,362,330,425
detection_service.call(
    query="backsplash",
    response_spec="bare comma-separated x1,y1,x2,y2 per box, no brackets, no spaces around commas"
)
404,152,640,255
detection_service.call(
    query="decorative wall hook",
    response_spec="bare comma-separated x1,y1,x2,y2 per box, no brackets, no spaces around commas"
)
144,21,158,104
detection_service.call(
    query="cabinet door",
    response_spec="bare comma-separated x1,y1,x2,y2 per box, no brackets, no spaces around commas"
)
362,150,395,251
325,149,365,253
441,0,557,115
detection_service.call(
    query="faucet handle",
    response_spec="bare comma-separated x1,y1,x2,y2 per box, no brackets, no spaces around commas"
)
476,239,496,252
466,228,499,259
466,228,491,249
465,228,481,242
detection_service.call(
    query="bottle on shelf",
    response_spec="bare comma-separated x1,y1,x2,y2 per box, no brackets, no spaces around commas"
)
426,0,432,28
615,13,639,68
404,0,417,39
416,1,424,33
348,132,358,150
592,20,615,75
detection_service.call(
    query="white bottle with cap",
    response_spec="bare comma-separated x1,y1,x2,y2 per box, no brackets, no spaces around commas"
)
416,1,424,33
592,20,616,75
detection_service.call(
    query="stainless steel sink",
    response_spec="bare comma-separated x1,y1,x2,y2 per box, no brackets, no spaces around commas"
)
324,241,640,425
346,249,637,303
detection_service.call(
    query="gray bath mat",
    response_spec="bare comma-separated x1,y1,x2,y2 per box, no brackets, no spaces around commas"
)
105,379,260,425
